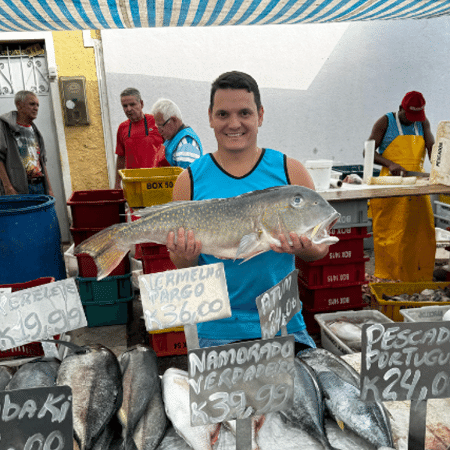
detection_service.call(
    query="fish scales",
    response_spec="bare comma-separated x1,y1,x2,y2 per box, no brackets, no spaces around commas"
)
75,186,340,280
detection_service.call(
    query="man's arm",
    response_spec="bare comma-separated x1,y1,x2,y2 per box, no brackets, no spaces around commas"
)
0,160,17,195
167,169,202,268
368,115,406,176
42,163,53,196
423,118,435,160
115,155,126,189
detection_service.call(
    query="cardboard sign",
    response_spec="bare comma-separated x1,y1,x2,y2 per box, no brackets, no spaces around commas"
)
188,336,295,426
361,321,450,402
255,270,301,339
0,386,73,450
139,263,231,331
0,278,87,351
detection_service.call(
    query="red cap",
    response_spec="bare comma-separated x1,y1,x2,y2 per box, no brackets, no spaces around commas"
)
401,91,426,122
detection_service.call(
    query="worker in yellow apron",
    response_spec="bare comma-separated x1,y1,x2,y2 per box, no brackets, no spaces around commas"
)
368,91,436,281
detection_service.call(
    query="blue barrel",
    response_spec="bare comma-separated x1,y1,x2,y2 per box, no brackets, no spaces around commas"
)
0,195,66,284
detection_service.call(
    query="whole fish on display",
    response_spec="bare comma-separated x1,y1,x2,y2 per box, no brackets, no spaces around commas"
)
74,185,340,279
279,358,339,450
298,349,395,450
117,344,166,450
56,344,123,450
0,365,15,390
5,358,60,390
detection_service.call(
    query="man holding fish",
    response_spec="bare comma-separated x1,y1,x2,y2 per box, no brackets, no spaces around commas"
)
167,71,336,352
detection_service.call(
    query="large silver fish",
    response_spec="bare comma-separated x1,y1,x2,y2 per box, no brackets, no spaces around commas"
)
6,358,60,390
56,344,123,450
75,186,340,279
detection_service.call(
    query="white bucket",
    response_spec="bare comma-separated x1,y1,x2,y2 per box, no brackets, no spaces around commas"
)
305,160,333,191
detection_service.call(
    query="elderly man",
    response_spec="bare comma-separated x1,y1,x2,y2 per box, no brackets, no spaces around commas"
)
151,98,203,169
114,88,167,189
0,90,53,196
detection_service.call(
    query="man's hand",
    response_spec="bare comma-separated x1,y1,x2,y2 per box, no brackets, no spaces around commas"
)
4,184,17,195
387,162,407,176
167,228,202,268
270,232,329,262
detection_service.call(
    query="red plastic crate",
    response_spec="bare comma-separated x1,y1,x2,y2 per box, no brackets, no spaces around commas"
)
76,252,131,277
135,243,168,260
296,257,369,288
302,303,365,335
329,226,369,239
298,279,365,310
296,236,369,267
148,328,187,357
67,189,126,229
70,227,104,247
0,277,60,360
142,254,176,274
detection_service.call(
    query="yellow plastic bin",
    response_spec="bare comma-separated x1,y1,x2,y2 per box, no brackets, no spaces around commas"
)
119,167,183,207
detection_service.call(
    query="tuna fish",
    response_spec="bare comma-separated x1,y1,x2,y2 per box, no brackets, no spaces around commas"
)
298,349,395,449
279,358,339,450
156,426,194,450
74,185,340,279
56,344,123,450
117,344,164,450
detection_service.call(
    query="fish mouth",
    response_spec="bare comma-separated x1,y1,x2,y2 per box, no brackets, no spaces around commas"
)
309,211,340,245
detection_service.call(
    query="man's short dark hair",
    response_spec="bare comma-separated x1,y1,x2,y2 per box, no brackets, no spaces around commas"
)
209,71,262,111
120,87,142,102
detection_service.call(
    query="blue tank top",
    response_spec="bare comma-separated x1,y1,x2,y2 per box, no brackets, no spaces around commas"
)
188,148,307,340
378,112,424,155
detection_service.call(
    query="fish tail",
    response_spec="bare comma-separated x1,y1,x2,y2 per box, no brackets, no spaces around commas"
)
74,223,129,280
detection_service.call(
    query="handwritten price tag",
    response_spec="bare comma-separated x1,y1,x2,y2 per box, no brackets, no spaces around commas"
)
0,278,87,351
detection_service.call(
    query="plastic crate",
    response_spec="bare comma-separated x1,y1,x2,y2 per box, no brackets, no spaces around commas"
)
332,165,381,180
439,194,450,205
119,167,183,207
314,309,394,356
67,189,126,229
83,294,134,327
298,279,365,310
148,327,187,357
369,281,450,322
142,254,176,274
329,226,369,239
296,258,368,288
400,304,450,322
76,252,131,278
332,199,370,229
77,273,133,304
70,227,104,247
296,236,368,267
0,277,59,360
136,243,169,260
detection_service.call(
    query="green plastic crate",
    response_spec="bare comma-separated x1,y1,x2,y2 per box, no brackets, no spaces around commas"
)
76,273,132,304
82,294,134,327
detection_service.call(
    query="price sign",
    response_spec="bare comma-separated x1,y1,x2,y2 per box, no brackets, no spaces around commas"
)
188,336,295,426
255,270,300,339
0,386,73,450
361,321,450,402
0,278,87,351
139,263,231,331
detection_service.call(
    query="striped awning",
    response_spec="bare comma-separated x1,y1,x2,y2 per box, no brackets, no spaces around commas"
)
0,0,449,32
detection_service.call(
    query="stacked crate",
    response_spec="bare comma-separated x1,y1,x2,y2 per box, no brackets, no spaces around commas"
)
119,167,186,356
67,190,133,327
297,199,371,335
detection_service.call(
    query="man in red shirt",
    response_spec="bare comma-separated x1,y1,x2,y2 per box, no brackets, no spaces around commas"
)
114,88,168,189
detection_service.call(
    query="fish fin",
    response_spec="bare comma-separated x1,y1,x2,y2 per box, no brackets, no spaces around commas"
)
235,233,262,260
74,223,129,280
336,419,345,431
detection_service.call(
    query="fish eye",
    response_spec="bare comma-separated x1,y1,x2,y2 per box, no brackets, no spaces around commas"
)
291,196,303,207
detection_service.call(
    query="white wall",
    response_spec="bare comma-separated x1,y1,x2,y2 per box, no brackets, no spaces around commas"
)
101,17,450,171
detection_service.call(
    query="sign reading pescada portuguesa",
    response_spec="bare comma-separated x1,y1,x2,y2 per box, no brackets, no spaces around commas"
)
188,335,295,426
139,263,231,331
0,278,87,351
361,321,450,402
255,269,301,339
0,386,73,450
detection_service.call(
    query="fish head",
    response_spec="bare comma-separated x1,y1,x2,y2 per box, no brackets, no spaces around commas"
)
262,186,340,245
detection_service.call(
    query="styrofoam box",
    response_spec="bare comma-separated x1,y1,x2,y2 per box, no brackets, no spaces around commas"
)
314,309,394,356
400,305,450,322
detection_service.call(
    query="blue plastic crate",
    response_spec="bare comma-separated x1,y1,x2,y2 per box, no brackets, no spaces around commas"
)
76,273,133,304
